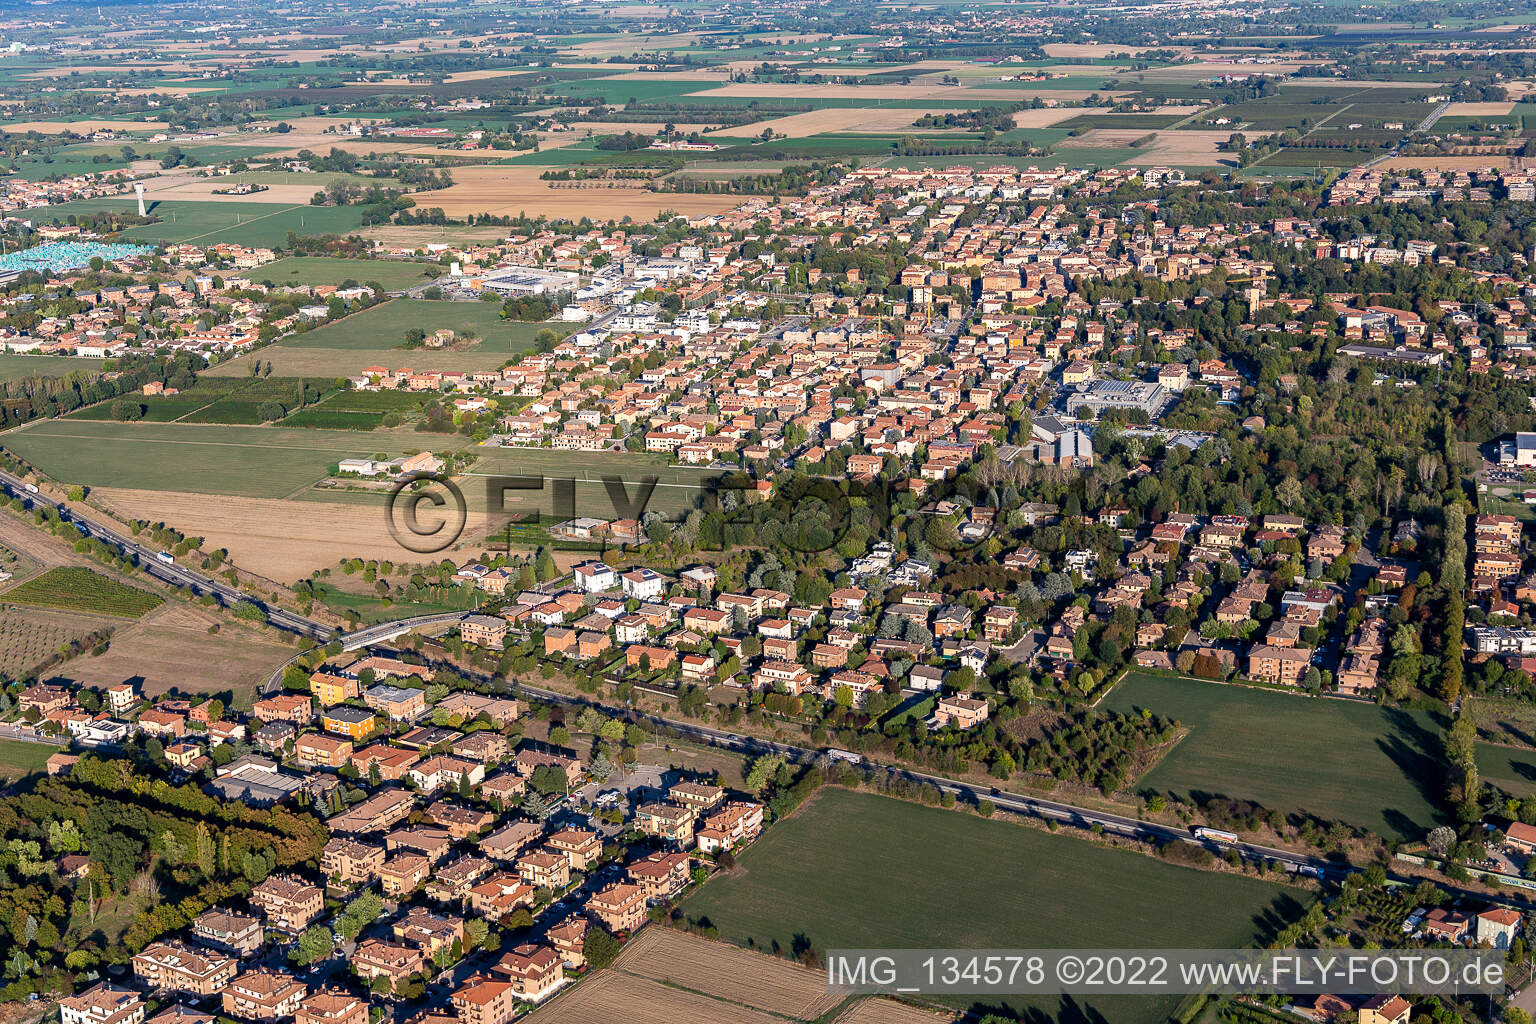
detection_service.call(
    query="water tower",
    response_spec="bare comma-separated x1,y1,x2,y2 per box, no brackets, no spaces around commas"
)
134,181,146,217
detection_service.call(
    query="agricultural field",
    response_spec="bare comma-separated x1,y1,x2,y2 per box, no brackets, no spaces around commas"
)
252,256,436,292
91,487,486,582
523,927,937,1024
687,788,1306,1024
1100,673,1445,839
0,353,103,382
0,606,114,677
57,601,294,708
1,566,162,617
202,298,568,377
70,375,337,426
25,196,369,248
2,419,431,498
404,163,739,221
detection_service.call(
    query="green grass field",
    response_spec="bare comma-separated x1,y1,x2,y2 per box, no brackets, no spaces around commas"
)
0,739,55,782
2,419,438,498
0,353,102,382
1101,673,1446,839
1477,743,1536,797
2,566,161,617
687,788,1307,1023
26,197,369,248
291,299,557,357
253,256,435,292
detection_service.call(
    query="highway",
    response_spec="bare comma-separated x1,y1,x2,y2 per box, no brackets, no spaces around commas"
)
0,467,332,640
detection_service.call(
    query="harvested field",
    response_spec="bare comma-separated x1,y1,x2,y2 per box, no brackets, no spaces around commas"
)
1010,107,1104,128
406,164,736,221
692,82,982,101
1057,128,1159,148
0,119,169,134
834,999,955,1024
522,971,783,1024
1043,42,1183,57
92,487,495,582
139,177,320,204
1446,101,1518,117
58,600,292,706
523,928,942,1024
616,929,844,1020
713,107,962,137
1123,129,1231,165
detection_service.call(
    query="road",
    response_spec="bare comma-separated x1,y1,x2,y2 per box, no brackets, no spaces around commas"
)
0,467,332,639
509,680,1333,879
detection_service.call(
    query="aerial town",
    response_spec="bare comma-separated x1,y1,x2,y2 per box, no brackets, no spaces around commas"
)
7,0,1536,1023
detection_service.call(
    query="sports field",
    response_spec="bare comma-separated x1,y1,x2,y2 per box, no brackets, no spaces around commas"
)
1100,673,1446,839
252,256,434,292
687,788,1306,1024
1,419,432,498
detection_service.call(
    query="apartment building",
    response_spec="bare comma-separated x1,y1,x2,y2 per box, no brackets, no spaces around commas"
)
493,944,566,1003
59,985,145,1024
450,977,520,1024
635,802,695,845
585,881,647,932
320,837,384,886
294,992,367,1024
192,907,263,956
251,874,323,932
131,940,237,995
351,940,424,987
222,970,306,1022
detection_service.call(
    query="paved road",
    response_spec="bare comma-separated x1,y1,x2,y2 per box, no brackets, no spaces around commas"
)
0,468,331,639
510,680,1332,879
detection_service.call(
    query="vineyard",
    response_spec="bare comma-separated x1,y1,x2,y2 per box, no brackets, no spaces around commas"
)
3,567,163,617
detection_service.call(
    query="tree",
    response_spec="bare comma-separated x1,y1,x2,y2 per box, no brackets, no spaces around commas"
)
585,927,622,968
290,925,334,965
745,753,783,795
1425,826,1457,858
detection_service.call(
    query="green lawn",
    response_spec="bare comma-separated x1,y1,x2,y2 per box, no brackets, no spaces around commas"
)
2,419,440,498
252,256,435,292
2,567,161,617
0,739,55,782
1101,673,1446,839
1477,743,1536,797
687,788,1307,1024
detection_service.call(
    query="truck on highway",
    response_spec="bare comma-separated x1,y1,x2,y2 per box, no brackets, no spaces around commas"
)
1192,826,1240,844
23,484,37,495
156,551,175,565
825,747,863,765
